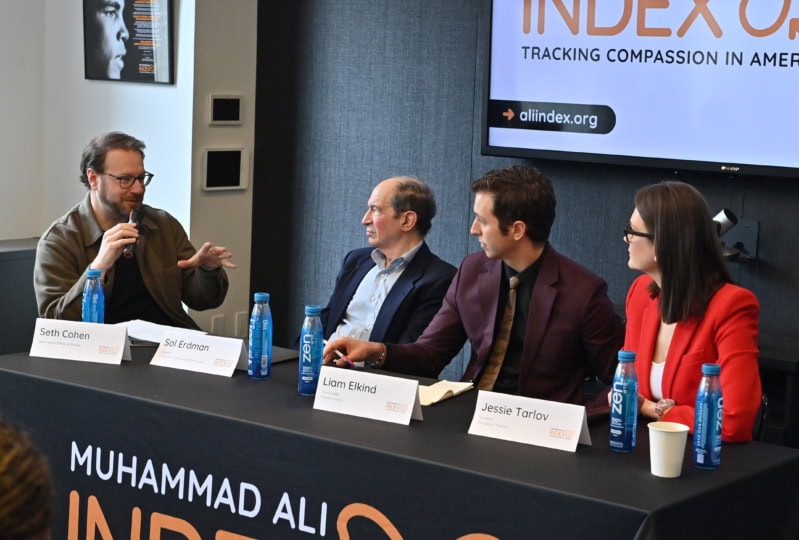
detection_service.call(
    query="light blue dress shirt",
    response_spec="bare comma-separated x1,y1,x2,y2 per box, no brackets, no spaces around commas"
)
329,241,423,342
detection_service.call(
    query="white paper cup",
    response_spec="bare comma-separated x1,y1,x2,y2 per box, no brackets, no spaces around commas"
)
648,421,689,478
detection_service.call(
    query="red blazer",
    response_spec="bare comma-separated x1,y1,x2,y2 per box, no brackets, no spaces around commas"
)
385,245,624,405
624,275,761,442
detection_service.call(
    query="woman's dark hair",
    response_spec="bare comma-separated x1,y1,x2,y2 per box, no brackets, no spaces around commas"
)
635,181,732,323
470,165,556,243
0,417,53,539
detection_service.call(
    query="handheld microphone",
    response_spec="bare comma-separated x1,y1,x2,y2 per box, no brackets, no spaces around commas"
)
122,209,144,259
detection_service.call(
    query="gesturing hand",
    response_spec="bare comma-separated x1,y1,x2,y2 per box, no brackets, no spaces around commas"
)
177,242,237,270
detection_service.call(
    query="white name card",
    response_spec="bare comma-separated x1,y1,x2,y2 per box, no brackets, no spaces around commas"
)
313,366,423,425
150,330,245,377
468,390,591,452
30,318,131,364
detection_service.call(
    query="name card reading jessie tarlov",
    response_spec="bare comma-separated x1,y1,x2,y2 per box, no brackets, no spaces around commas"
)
313,366,423,425
479,401,550,420
468,390,591,452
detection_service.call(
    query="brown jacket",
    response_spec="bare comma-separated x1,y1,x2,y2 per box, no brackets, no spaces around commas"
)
34,193,228,329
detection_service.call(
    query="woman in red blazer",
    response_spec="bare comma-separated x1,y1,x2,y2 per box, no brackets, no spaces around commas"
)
623,181,761,442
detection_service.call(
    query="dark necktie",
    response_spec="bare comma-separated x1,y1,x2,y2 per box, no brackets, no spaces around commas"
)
478,275,520,391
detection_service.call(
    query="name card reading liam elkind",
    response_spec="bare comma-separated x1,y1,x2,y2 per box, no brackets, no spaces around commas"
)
150,330,245,377
468,390,591,452
30,318,131,364
313,366,423,425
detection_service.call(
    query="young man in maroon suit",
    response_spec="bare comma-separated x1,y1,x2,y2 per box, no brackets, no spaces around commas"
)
324,165,623,405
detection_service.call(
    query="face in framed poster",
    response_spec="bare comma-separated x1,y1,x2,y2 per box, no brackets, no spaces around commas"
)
83,0,174,84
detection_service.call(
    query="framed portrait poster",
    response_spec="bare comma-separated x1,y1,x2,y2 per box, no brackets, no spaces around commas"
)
83,0,174,84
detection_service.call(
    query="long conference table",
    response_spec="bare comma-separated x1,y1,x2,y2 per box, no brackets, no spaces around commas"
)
1,348,798,539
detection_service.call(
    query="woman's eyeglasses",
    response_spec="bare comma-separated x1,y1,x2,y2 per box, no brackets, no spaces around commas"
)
623,226,654,243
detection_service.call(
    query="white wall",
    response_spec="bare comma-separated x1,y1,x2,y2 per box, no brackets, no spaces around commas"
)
189,0,256,336
0,0,255,337
0,3,45,238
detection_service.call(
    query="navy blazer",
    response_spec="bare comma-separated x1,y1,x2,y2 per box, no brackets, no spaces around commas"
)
385,245,624,405
321,242,456,344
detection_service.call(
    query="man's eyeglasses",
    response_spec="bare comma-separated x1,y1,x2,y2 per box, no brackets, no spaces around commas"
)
623,226,654,243
103,171,154,189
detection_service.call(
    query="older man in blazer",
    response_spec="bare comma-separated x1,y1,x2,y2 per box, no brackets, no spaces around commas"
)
321,176,456,346
325,165,624,405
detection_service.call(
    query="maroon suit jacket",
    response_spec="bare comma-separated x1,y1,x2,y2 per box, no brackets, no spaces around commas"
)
384,245,624,405
624,275,761,442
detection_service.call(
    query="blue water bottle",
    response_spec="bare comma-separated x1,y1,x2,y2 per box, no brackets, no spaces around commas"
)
298,305,323,396
81,269,104,323
248,292,273,379
610,350,638,452
693,363,723,469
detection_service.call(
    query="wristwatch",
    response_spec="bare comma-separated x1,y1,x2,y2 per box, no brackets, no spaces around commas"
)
367,343,387,369
655,398,676,419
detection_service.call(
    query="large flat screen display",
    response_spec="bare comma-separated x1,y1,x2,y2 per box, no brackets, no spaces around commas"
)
483,1,799,177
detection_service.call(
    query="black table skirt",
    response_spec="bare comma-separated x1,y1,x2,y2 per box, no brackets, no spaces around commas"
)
1,350,798,539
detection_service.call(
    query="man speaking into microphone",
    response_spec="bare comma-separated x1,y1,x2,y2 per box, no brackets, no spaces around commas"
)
122,209,143,259
34,131,236,329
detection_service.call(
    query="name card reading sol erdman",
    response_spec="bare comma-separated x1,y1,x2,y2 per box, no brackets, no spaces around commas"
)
313,366,423,425
30,318,131,364
468,390,591,452
150,330,245,377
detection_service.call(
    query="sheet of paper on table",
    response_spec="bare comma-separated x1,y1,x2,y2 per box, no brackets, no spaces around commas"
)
116,319,207,345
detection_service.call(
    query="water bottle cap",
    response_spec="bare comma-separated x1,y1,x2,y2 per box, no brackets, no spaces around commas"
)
701,363,721,375
87,269,102,278
304,304,322,316
253,292,270,302
617,350,635,362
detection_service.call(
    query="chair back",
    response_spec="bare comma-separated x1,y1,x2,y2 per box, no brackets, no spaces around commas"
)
752,392,768,441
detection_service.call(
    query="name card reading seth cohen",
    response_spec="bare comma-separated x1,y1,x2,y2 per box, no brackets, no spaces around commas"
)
468,390,591,452
30,318,131,364
313,366,422,425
